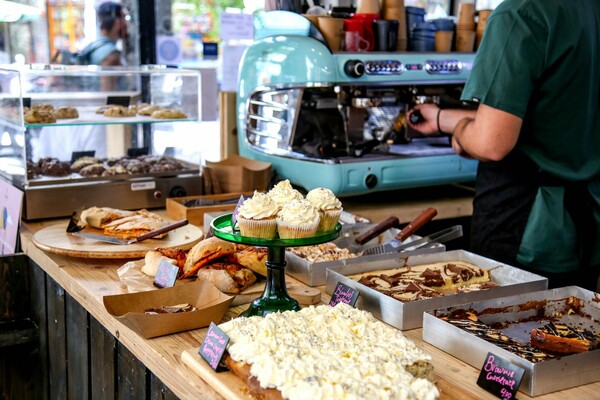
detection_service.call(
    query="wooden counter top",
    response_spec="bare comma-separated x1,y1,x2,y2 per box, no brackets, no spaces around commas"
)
19,214,600,400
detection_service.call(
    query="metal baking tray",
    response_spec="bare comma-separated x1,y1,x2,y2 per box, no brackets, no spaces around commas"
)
285,224,446,287
324,250,548,330
422,286,600,396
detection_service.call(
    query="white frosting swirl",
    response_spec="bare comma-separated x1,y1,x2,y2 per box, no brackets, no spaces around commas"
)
237,191,279,219
220,303,438,400
267,179,303,206
306,187,341,211
276,199,320,225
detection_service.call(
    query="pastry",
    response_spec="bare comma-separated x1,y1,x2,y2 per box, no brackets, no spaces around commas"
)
142,249,178,276
197,262,257,294
125,160,149,174
79,163,106,177
102,209,169,239
101,165,128,176
26,159,41,179
530,322,600,354
79,206,136,228
95,105,111,114
31,104,54,112
266,179,303,208
137,104,161,116
70,156,101,172
220,303,439,400
306,187,342,231
288,242,359,262
150,108,187,119
144,303,196,314
234,245,268,277
236,191,279,239
52,106,79,119
103,105,136,117
24,109,56,124
181,237,236,279
354,261,497,302
38,157,70,176
276,198,320,239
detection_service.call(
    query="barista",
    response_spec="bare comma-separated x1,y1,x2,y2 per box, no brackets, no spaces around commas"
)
408,0,600,291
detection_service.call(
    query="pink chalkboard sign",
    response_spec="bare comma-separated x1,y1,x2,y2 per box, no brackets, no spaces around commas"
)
329,282,359,307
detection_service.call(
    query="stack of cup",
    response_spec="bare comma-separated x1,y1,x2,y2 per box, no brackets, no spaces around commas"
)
476,9,492,49
382,0,407,51
432,18,455,52
411,21,436,51
318,16,345,52
455,2,476,52
356,0,381,15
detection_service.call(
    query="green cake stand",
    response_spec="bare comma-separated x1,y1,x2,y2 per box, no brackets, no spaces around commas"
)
211,213,341,317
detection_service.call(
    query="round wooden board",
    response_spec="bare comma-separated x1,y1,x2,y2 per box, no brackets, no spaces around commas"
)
32,223,204,259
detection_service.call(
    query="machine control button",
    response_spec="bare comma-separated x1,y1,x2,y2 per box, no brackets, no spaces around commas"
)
364,60,404,75
344,60,365,78
365,174,378,189
169,185,187,198
154,190,163,199
425,59,463,75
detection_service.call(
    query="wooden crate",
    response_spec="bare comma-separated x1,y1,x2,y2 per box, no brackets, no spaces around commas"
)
166,192,251,227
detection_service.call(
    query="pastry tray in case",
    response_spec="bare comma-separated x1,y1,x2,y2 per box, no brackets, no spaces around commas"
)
324,250,548,330
422,286,600,396
285,224,445,287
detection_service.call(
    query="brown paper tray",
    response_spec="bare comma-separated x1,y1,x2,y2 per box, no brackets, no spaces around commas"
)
166,192,251,226
103,280,233,338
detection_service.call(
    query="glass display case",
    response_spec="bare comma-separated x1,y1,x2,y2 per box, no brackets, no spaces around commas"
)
0,64,203,220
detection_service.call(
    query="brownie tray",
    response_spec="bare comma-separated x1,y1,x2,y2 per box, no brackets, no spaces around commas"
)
285,223,445,287
324,250,548,330
422,286,600,396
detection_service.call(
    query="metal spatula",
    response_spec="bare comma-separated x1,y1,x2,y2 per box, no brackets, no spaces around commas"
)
362,225,463,256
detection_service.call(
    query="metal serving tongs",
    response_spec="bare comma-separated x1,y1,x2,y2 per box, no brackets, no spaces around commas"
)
362,225,463,256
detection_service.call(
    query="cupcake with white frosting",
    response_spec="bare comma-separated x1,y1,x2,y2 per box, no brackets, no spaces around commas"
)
306,187,342,232
276,199,321,239
267,179,304,208
236,191,279,239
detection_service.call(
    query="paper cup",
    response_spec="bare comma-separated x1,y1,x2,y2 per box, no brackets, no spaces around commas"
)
435,31,454,52
455,30,475,52
357,0,381,15
318,17,345,51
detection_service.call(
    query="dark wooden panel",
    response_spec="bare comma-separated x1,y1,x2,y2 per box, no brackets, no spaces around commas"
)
29,258,48,399
66,293,90,399
47,276,67,400
116,342,148,400
150,374,179,400
90,317,116,400
0,255,30,320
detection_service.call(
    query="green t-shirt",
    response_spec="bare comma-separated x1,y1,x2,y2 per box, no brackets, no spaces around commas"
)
462,0,600,181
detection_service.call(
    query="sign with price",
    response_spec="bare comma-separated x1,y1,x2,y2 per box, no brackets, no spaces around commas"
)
329,282,359,307
199,322,230,370
477,352,525,399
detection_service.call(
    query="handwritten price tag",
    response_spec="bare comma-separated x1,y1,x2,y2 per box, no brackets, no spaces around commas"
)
199,322,230,370
476,352,525,399
153,260,179,288
329,282,359,307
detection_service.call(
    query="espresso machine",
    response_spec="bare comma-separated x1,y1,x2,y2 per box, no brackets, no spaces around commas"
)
237,11,478,196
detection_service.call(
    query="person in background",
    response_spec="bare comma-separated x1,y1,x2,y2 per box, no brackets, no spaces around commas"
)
408,0,600,291
85,1,126,66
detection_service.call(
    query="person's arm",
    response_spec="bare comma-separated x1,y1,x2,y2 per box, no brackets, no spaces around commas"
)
101,50,121,67
408,103,522,161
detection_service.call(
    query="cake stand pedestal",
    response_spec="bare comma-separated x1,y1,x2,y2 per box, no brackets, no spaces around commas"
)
211,214,341,317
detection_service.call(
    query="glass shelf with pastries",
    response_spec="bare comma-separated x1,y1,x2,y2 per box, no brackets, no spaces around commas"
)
0,65,203,220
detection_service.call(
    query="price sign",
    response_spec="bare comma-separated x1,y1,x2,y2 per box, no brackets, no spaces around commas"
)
153,260,179,288
231,195,246,230
477,352,525,399
106,96,131,107
199,322,230,370
329,282,359,307
71,150,96,163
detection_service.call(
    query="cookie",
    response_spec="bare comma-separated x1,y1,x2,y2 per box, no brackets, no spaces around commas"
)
150,108,188,119
24,110,56,124
53,106,79,119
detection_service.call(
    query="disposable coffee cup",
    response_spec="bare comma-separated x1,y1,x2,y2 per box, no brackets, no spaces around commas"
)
455,30,475,52
435,30,454,52
318,17,345,51
356,0,381,15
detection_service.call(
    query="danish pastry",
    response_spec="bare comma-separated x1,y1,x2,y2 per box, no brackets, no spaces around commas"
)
24,109,56,124
52,106,79,119
150,108,188,119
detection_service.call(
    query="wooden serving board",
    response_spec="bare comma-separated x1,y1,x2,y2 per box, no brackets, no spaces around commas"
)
232,280,321,307
32,223,203,259
181,348,473,400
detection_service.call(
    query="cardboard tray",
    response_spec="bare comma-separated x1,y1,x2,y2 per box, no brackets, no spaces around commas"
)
166,192,251,226
285,225,445,287
324,250,548,330
103,280,233,339
422,286,600,397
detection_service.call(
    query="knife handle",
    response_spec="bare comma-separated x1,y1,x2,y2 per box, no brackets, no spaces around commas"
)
354,216,399,245
395,208,438,242
132,219,189,243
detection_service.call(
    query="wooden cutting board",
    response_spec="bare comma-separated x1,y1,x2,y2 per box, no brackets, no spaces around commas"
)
32,223,203,259
180,348,475,400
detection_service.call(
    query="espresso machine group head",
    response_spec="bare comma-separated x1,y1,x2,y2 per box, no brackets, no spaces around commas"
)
237,11,478,196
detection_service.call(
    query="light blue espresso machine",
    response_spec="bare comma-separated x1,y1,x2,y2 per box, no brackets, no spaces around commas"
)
237,11,478,196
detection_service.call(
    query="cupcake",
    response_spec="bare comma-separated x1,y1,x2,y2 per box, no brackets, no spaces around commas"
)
267,179,304,208
276,199,321,239
236,191,279,239
306,187,342,232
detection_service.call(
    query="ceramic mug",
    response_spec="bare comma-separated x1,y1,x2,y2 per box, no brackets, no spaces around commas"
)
344,31,371,51
351,13,378,51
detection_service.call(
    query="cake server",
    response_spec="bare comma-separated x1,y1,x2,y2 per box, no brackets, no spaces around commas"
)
70,219,189,245
362,224,463,256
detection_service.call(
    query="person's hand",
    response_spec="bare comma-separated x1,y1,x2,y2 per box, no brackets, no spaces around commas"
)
407,104,440,135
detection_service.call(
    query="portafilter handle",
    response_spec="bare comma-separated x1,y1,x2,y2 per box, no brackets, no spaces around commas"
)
409,110,424,125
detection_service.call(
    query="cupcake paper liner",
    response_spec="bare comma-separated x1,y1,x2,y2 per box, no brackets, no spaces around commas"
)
318,208,342,232
277,219,319,239
237,216,277,239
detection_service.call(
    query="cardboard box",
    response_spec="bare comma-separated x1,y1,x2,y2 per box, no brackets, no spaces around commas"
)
166,192,251,226
103,280,233,339
204,155,271,193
